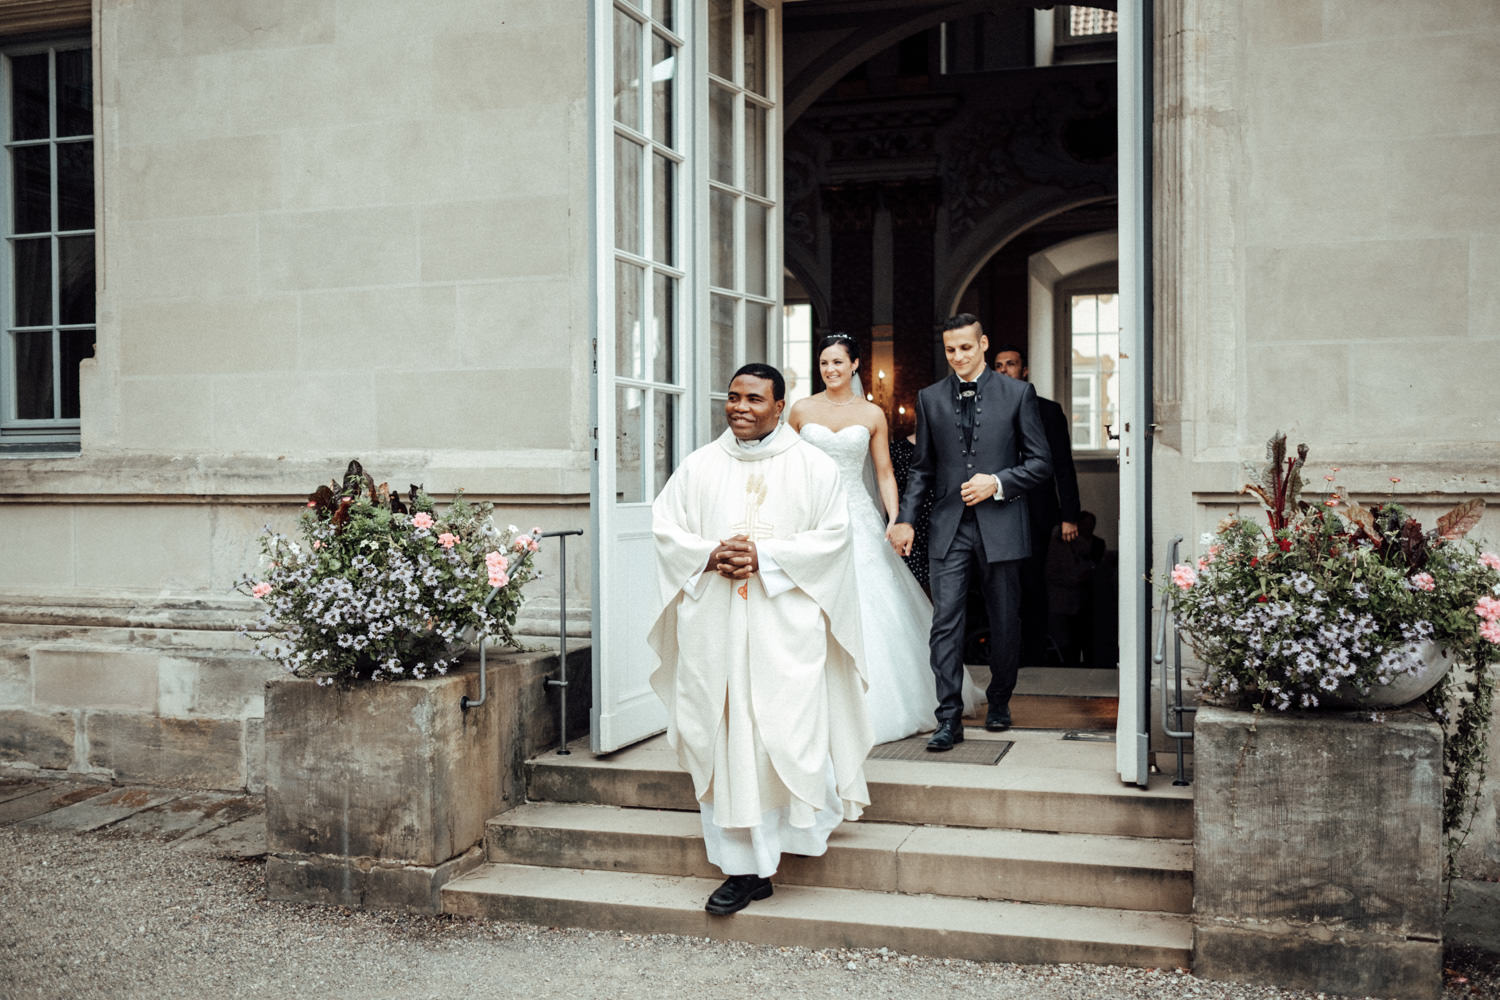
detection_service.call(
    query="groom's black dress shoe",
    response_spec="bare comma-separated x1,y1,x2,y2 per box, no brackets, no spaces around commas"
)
705,874,773,915
926,720,964,752
985,705,1012,732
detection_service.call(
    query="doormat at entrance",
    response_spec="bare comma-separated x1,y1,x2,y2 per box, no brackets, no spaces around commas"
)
867,737,1013,765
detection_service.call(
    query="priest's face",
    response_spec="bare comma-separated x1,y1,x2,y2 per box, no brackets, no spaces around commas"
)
726,374,784,441
943,323,988,381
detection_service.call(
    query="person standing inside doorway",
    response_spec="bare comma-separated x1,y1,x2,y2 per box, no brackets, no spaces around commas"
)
889,315,1052,750
993,344,1082,666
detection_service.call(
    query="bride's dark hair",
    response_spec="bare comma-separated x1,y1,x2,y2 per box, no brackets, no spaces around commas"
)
816,331,860,364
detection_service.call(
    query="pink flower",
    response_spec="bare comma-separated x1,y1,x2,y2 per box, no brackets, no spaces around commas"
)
437,532,458,549
485,551,508,572
251,582,272,599
1196,557,1208,571
513,537,528,552
1171,563,1196,590
412,512,435,530
1481,618,1500,645
488,571,510,589
1410,572,1436,592
1480,552,1500,572
1477,596,1500,622
526,537,540,553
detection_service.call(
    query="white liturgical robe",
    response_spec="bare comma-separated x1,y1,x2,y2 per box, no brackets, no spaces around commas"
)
649,426,873,865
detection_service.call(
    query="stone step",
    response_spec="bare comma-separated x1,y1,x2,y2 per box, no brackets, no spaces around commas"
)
442,862,1193,968
525,732,1192,839
485,801,1192,913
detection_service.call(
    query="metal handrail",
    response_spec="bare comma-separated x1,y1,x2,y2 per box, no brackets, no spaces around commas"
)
461,529,584,759
1154,534,1195,786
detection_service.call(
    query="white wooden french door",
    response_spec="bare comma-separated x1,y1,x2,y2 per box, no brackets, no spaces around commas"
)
591,0,783,753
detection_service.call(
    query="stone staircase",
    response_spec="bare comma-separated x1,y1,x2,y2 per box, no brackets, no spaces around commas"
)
443,728,1193,967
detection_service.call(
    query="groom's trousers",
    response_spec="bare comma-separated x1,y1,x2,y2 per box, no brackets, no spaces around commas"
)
928,507,1022,726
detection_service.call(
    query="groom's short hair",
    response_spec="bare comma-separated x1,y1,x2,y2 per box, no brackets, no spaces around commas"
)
730,362,786,400
941,313,982,335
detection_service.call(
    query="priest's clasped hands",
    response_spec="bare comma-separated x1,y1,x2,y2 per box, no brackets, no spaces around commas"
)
708,534,759,579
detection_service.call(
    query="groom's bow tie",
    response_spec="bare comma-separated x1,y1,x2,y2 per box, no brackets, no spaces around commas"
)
957,381,978,398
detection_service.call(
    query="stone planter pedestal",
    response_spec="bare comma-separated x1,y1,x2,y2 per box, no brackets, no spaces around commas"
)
1193,705,1444,1000
264,644,589,913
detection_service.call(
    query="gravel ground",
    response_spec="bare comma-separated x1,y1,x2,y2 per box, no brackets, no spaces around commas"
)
2,825,1497,1000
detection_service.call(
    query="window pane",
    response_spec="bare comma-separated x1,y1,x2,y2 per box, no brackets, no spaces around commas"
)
651,32,674,148
12,330,52,418
652,272,675,383
708,0,732,80
651,0,674,31
709,83,734,184
1071,294,1096,334
59,234,93,325
710,188,734,289
59,327,93,419
1097,292,1118,333
11,145,51,234
744,201,766,296
57,141,92,231
743,3,767,96
9,54,48,141
615,387,644,503
710,293,736,393
652,391,676,497
744,103,767,196
55,48,91,138
615,260,644,380
13,237,51,325
651,153,674,266
744,301,768,364
613,8,641,130
614,135,641,254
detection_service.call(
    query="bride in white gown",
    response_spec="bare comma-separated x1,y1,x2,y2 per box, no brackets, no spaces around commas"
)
788,333,980,744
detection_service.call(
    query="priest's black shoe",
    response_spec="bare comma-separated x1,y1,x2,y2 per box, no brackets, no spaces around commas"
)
926,720,964,752
985,705,1012,732
705,874,773,915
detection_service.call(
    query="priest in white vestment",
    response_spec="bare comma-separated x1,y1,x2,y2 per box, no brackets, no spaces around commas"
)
648,363,873,916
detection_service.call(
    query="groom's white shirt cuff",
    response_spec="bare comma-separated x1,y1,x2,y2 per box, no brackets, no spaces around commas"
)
990,473,1005,500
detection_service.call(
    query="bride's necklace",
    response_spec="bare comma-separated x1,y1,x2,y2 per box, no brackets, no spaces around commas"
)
825,390,859,407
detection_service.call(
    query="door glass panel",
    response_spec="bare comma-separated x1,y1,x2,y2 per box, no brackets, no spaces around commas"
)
59,328,93,419
9,54,48,141
744,103,767,197
615,261,644,380
55,47,90,138
58,141,93,232
710,189,734,289
58,234,94,325
652,272,675,383
744,301,768,364
13,330,52,418
651,0,674,31
710,293,736,393
708,0,733,80
615,386,645,503
744,201,767,296
11,145,50,234
652,153,674,266
651,32,675,148
709,83,734,184
743,3,767,96
13,237,51,325
614,135,641,254
613,8,642,130
652,391,676,496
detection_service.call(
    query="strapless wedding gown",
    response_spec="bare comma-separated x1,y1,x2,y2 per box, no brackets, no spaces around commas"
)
799,423,979,744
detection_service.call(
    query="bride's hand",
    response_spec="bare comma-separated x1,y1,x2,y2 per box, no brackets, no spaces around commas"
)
887,522,914,556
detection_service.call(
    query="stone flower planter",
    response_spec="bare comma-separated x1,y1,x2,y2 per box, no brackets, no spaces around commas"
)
1324,640,1453,709
263,644,589,913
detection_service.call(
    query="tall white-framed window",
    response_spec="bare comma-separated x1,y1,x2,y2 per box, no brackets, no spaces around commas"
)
1,39,93,451
705,0,778,438
1066,289,1119,452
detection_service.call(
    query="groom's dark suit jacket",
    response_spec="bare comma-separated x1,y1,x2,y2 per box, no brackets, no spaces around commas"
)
898,369,1053,563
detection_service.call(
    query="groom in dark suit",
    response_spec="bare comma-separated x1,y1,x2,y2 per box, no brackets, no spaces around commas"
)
889,315,1052,751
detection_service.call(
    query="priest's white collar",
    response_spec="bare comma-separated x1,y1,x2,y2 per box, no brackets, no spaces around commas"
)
716,421,799,461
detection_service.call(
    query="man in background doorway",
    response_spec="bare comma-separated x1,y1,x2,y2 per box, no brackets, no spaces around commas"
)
993,345,1081,666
